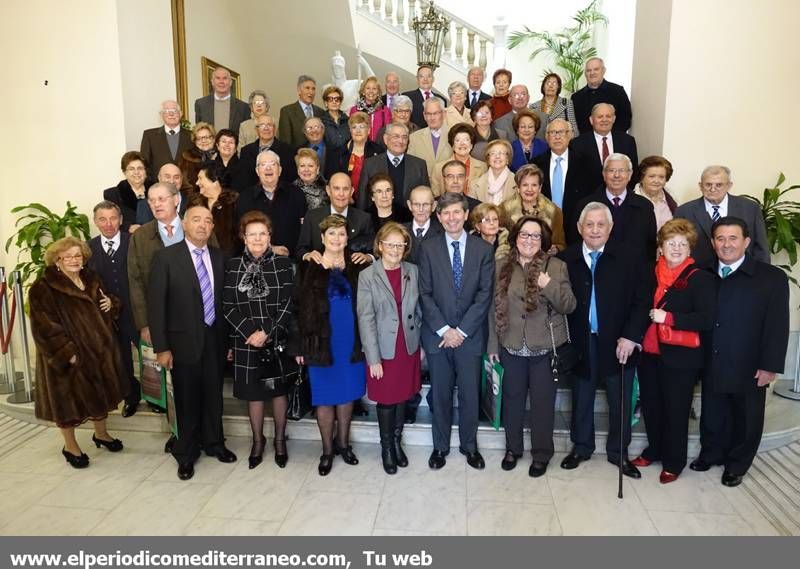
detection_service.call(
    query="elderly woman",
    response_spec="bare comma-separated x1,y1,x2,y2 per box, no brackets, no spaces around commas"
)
510,110,548,172
502,164,566,252
293,148,329,210
193,162,240,257
445,81,473,128
214,129,240,186
469,202,510,259
488,217,576,477
490,68,513,120
470,139,516,204
375,95,418,143
349,76,392,144
366,174,411,230
471,100,507,160
529,73,579,139
334,111,382,198
292,215,369,476
320,85,351,151
103,151,153,233
238,90,270,150
29,237,127,469
357,222,421,474
224,211,297,469
179,122,216,190
634,156,678,232
430,124,487,197
633,219,716,484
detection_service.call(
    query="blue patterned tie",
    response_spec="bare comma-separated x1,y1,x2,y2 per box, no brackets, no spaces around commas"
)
193,248,215,326
551,157,564,208
721,266,732,278
589,250,601,333
711,205,720,222
451,241,463,294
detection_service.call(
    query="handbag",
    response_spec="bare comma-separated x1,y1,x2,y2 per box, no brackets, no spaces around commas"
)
287,366,312,421
655,267,701,348
543,257,578,381
480,355,503,430
255,340,299,392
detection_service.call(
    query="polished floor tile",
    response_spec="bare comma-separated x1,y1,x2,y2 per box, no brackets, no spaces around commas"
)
0,472,71,531
5,505,108,536
649,511,754,536
631,467,735,514
184,516,281,536
466,450,553,505
278,491,381,535
466,501,562,536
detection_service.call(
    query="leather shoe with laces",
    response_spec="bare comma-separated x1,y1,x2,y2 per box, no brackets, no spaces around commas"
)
501,451,521,471
721,471,743,487
428,449,447,469
608,457,641,479
529,460,548,478
460,448,485,470
560,451,591,470
206,447,237,463
689,457,719,472
177,462,194,481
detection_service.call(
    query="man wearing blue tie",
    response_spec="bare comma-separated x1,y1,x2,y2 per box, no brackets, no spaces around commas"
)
557,202,651,478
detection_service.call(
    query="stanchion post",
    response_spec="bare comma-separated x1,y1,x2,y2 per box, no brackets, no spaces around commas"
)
7,271,34,404
0,267,22,395
774,333,800,401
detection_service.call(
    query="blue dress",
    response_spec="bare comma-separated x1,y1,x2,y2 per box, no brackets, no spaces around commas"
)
307,270,366,405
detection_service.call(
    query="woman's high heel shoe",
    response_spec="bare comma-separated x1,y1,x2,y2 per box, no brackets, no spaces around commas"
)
334,444,359,465
274,438,288,468
62,448,89,469
249,437,266,470
318,454,334,476
92,434,123,452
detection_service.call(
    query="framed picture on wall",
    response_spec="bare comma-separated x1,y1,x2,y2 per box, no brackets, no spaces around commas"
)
201,56,241,99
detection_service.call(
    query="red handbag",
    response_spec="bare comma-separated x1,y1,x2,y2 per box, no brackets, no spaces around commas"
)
656,324,700,348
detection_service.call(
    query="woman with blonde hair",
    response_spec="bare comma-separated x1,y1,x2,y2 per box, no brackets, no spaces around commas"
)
349,76,392,143
470,139,516,204
502,164,566,252
179,121,217,189
469,202,510,259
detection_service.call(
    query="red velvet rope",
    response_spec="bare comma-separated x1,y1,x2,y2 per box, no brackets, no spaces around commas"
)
0,282,17,354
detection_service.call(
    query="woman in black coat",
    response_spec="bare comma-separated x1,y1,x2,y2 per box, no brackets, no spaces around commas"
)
632,218,716,483
103,151,153,233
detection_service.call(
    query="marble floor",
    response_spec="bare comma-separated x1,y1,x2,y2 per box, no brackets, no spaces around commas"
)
0,422,791,536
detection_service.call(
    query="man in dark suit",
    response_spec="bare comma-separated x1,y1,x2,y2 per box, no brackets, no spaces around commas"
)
299,116,330,175
140,100,192,178
278,75,325,150
194,66,250,135
381,71,402,110
231,114,295,190
296,172,375,262
689,217,789,487
466,66,491,109
88,201,139,417
571,57,632,134
574,153,657,262
418,192,495,470
534,118,592,245
402,65,448,129
147,203,237,481
358,123,430,210
439,161,481,229
557,202,650,478
136,164,189,225
570,102,638,192
674,165,770,269
404,185,443,265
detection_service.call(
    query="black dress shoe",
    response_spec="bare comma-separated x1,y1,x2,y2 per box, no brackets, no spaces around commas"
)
318,454,334,476
607,457,642,479
121,401,138,418
428,449,447,469
206,447,237,463
62,448,89,469
460,448,485,470
164,435,176,454
177,462,194,480
147,402,165,414
529,460,548,478
689,457,719,472
334,444,359,465
92,434,123,452
501,451,521,471
560,451,590,470
249,438,265,470
721,471,743,487
274,438,288,469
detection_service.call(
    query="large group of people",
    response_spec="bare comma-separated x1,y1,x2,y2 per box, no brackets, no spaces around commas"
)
28,58,789,492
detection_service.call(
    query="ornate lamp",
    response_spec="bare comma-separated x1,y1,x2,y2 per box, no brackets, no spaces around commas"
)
411,1,450,70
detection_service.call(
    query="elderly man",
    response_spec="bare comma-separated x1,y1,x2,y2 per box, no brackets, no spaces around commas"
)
571,57,633,134
140,100,192,177
466,66,491,108
492,84,547,142
381,71,401,110
402,65,448,129
674,166,769,269
194,66,250,135
690,217,789,487
534,118,591,245
300,116,329,175
404,185,442,265
570,103,638,191
557,202,650,478
279,75,325,149
136,163,188,225
296,172,375,262
358,122,430,210
233,114,295,190
418,192,494,470
407,98,453,178
375,95,418,144
88,201,139,417
236,150,306,257
574,153,656,262
440,160,481,222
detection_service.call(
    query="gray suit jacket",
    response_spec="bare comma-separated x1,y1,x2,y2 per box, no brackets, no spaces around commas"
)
357,261,422,364
194,95,251,135
674,194,769,269
492,109,548,142
278,101,325,150
418,232,495,355
140,127,192,177
357,153,430,210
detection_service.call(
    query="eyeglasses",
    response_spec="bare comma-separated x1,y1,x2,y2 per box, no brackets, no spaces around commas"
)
305,125,323,132
148,196,174,204
510,92,528,99
605,168,630,175
351,124,368,131
547,130,568,137
245,231,269,239
125,166,146,173
60,254,83,261
373,188,393,196
393,108,412,114
381,241,407,250
487,150,508,158
258,161,279,169
387,134,409,140
196,135,214,141
702,182,729,191
518,123,536,130
518,231,542,241
444,173,466,180
161,109,180,115
410,202,433,209
481,217,499,224
256,123,275,129
475,111,491,118
664,240,690,250
326,96,342,102
423,111,443,116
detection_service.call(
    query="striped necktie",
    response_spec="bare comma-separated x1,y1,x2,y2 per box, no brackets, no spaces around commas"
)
711,205,720,222
193,249,215,326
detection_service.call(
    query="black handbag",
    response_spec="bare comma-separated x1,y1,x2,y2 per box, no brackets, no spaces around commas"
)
287,366,312,421
256,341,298,391
544,257,578,381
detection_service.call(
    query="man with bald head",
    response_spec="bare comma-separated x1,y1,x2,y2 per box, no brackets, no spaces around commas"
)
466,66,490,108
233,114,296,190
492,84,547,143
381,71,401,110
571,57,632,134
140,100,192,177
136,163,188,225
195,66,250,135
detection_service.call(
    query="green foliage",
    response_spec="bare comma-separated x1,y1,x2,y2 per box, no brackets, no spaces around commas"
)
744,173,800,287
507,0,608,94
4,202,91,290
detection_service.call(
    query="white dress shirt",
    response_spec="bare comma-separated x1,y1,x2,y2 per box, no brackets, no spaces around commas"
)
718,254,746,278
594,131,614,160
704,194,729,219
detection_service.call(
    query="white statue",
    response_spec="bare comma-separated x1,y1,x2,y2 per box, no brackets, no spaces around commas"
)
329,49,376,111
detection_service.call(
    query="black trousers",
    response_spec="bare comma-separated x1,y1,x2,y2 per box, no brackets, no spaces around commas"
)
500,349,556,461
638,354,699,474
571,334,635,461
698,378,767,476
170,326,225,465
117,330,140,404
428,349,481,453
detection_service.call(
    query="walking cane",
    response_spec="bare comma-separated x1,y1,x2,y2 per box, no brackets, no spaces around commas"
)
618,360,625,499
